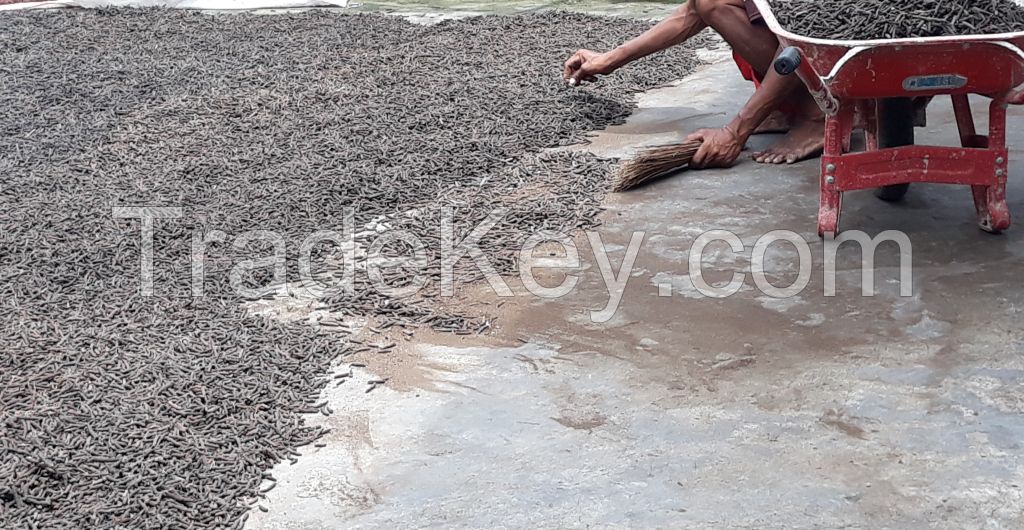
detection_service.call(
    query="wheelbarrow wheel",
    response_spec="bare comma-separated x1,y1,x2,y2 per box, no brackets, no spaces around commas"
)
874,98,915,202
876,183,910,202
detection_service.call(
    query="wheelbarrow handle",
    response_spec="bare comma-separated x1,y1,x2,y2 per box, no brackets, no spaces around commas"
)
771,46,839,116
774,47,802,76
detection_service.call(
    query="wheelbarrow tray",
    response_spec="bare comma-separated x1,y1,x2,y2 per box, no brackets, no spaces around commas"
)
749,0,1024,235
750,0,1024,99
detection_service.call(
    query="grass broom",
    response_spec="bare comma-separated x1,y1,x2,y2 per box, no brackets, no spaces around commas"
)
612,140,703,192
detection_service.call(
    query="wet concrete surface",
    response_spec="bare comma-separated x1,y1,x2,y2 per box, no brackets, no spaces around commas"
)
248,56,1024,528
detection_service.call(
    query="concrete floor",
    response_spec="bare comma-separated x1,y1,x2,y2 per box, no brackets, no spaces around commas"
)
248,55,1024,529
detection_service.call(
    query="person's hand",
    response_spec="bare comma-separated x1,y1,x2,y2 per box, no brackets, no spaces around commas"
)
686,127,745,168
563,49,615,85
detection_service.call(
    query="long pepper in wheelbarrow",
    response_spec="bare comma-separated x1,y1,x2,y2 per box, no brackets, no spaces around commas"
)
769,0,1024,40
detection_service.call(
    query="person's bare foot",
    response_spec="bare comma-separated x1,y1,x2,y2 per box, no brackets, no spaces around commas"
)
751,117,825,164
752,110,790,135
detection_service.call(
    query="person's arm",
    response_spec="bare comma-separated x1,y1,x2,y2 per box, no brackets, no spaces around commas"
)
563,2,707,83
687,61,802,167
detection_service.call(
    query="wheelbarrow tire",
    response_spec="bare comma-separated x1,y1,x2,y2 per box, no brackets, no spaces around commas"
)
876,183,910,202
874,98,916,202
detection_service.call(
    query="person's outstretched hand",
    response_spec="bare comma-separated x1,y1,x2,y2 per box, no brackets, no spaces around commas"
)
686,127,745,169
563,49,615,85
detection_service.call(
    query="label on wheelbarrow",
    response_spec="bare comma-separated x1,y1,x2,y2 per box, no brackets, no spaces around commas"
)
902,74,968,91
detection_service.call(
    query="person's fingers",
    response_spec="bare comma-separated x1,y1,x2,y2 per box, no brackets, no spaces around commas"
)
688,146,704,167
685,130,707,143
565,59,603,85
563,52,583,80
564,63,580,81
691,142,710,168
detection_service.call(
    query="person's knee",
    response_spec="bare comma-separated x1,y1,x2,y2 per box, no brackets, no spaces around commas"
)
692,0,741,21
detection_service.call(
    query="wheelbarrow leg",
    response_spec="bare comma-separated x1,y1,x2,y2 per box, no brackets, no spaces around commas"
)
971,97,1011,233
774,46,842,236
818,106,849,237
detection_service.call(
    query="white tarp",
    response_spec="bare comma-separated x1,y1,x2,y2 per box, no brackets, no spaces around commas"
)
1,0,349,11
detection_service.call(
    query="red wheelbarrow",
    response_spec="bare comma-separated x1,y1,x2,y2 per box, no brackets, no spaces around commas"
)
751,0,1024,236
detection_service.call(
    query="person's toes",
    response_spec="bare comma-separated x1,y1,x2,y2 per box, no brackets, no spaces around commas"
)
785,154,798,164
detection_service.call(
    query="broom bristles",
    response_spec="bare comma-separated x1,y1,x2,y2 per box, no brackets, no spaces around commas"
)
613,140,703,192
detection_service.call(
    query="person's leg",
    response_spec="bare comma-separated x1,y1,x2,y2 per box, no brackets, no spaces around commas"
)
733,51,790,134
693,0,778,77
693,0,824,164
750,86,825,164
